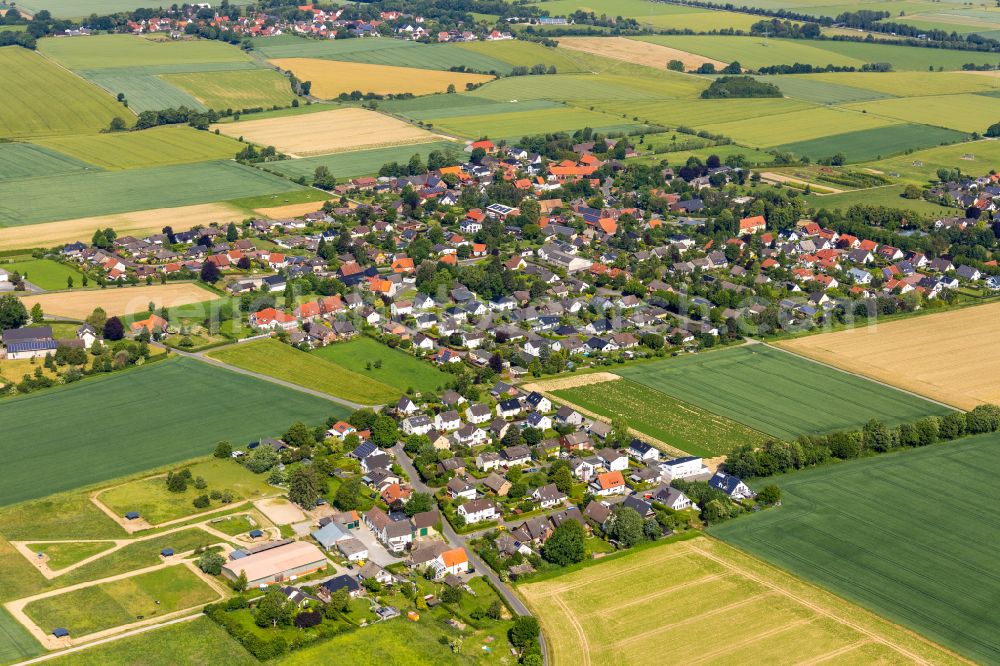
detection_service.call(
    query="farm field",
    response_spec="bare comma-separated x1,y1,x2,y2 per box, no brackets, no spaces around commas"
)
454,40,587,73
268,58,494,98
425,105,647,141
78,68,207,114
0,143,94,181
0,607,42,665
528,0,760,30
99,458,276,525
518,535,964,666
801,70,1000,97
551,378,770,457
38,34,253,70
803,183,952,215
311,337,451,395
0,357,339,506
23,566,218,638
0,161,298,227
775,123,967,163
867,139,1000,183
0,259,81,291
701,106,897,147
468,69,706,102
0,47,130,139
18,283,218,319
212,107,438,156
0,202,247,251
557,35,726,70
617,345,951,440
754,75,892,105
591,97,814,128
778,301,1000,410
208,339,398,405
263,140,462,180
712,432,1000,665
634,143,775,166
160,69,295,112
34,126,244,171
633,35,863,70
843,93,1000,133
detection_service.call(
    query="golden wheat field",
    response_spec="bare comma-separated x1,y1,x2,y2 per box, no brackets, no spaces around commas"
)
268,57,495,98
0,203,245,251
778,303,1000,410
557,36,726,71
20,283,220,319
211,107,438,156
518,536,965,666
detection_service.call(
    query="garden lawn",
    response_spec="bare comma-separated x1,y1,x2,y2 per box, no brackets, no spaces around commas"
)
24,565,218,637
712,432,1000,665
0,259,81,291
311,337,451,395
616,345,951,440
552,379,770,457
27,542,116,570
263,140,462,180
0,607,42,665
208,339,397,405
99,459,276,525
0,357,339,506
0,143,94,181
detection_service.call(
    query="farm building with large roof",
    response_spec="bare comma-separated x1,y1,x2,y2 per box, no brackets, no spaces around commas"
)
221,540,327,586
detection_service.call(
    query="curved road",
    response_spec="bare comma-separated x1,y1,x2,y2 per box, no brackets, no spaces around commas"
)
392,444,550,665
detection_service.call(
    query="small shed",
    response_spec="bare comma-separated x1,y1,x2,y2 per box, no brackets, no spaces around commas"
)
161,548,174,558
52,628,69,638
125,512,140,520
249,529,264,539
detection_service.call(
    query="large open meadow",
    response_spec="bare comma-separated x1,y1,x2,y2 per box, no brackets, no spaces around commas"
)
0,143,94,181
160,69,295,112
0,357,341,506
778,302,1000,410
518,535,965,666
617,345,951,440
311,337,451,396
712,432,1000,664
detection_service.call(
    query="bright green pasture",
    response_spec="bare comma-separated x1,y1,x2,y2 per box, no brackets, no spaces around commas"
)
18,0,250,16
27,542,116,570
712,432,1000,665
590,97,815,127
469,70,706,102
0,143,95,181
162,69,296,112
775,123,968,162
264,140,462,180
312,337,451,395
24,566,218,637
632,35,864,69
0,161,298,227
808,39,1000,71
0,259,81,291
455,40,587,73
842,93,1000,133
424,104,647,140
801,71,1000,97
208,339,398,405
804,184,953,215
398,99,563,122
553,379,769,457
0,357,340,506
617,345,951,441
0,47,130,139
701,106,896,147
632,142,775,166
867,139,1000,183
34,127,244,170
39,34,253,69
525,0,759,29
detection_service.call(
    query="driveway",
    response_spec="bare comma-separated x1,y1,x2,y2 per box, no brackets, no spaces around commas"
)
351,524,404,568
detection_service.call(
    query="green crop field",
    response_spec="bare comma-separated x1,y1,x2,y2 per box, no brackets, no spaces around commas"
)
712,432,1000,664
312,337,451,395
399,99,564,122
18,0,250,17
632,143,775,167
775,123,967,162
804,183,953,215
424,104,647,140
34,127,244,171
527,0,760,29
454,40,587,73
80,69,207,114
701,106,897,147
867,139,1000,183
39,35,253,70
0,259,81,291
552,379,770,457
757,75,893,105
808,39,1000,71
469,70,705,102
264,140,462,180
208,339,398,405
0,607,42,664
801,71,999,97
632,35,863,69
0,47,131,139
162,69,296,112
0,143,95,181
24,566,218,637
617,345,951,440
0,357,340,507
0,161,299,227
843,93,1000,133
589,97,815,127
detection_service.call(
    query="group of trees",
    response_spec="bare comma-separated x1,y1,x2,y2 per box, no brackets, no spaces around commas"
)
701,76,782,99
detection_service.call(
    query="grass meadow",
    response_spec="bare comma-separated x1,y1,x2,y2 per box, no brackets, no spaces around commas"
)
311,337,451,395
868,139,1000,183
38,34,253,70
0,607,42,664
700,106,897,147
424,104,647,140
804,184,953,215
208,338,399,405
34,126,244,171
0,47,130,139
0,160,298,227
617,345,951,440
80,68,208,114
0,143,94,181
27,541,117,570
161,69,296,111
843,93,1000,133
264,140,462,179
775,123,967,162
712,432,1000,664
0,357,339,506
0,259,81,291
552,379,769,457
590,97,814,127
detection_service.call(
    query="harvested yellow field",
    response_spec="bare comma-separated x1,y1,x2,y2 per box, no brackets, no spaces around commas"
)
557,36,726,71
0,203,244,251
268,58,494,98
20,283,219,319
518,536,965,666
211,107,438,157
253,200,332,219
778,303,1000,410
